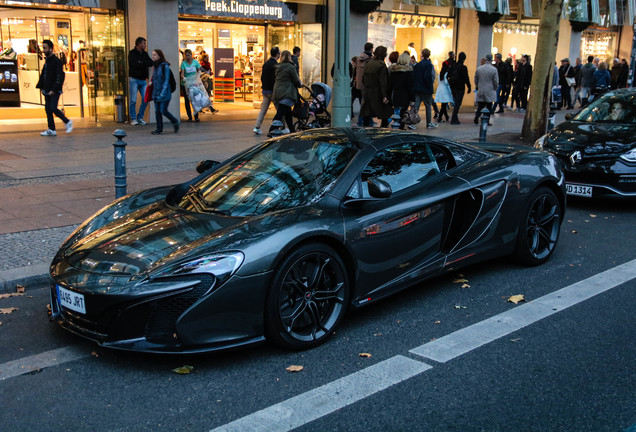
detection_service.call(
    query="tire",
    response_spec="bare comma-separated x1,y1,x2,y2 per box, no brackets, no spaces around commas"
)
514,187,562,266
265,243,349,350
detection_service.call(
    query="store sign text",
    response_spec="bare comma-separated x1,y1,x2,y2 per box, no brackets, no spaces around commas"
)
205,0,283,19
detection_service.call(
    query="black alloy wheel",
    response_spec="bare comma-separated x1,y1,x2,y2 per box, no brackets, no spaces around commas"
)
514,187,562,265
265,243,349,350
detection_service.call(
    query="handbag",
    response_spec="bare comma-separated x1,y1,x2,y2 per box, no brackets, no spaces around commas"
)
144,84,153,103
565,77,576,87
401,107,421,125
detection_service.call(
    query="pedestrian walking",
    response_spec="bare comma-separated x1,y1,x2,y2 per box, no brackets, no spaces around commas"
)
150,49,179,135
592,62,611,100
448,51,471,125
291,46,301,74
619,59,629,88
388,51,414,129
494,53,511,113
253,47,279,135
573,57,583,107
579,55,596,106
37,39,72,136
412,48,437,128
518,54,532,111
610,58,623,89
180,49,201,122
268,50,302,137
359,46,393,127
558,58,575,109
128,37,153,125
501,57,514,109
474,53,498,125
356,42,374,126
436,51,455,122
511,59,523,111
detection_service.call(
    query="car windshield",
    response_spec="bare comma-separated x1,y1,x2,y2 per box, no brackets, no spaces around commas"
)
574,91,636,123
179,139,357,216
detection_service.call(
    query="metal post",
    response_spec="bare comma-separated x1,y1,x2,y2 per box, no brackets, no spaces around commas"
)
547,110,556,131
113,129,128,199
479,108,491,142
331,0,351,127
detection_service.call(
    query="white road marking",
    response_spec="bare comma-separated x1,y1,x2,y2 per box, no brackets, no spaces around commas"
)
410,258,636,363
211,258,636,431
0,346,89,381
210,355,432,432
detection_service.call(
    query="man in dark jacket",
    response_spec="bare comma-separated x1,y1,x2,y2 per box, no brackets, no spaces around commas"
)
128,37,153,125
253,46,280,135
517,55,532,111
449,52,471,125
291,46,300,74
579,55,596,106
558,58,575,109
412,48,437,128
494,53,511,113
356,42,373,126
36,39,72,136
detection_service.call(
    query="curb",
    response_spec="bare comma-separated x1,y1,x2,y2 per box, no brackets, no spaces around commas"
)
0,264,49,293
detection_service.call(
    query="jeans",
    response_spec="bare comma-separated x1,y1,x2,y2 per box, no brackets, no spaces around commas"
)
44,92,69,131
154,100,178,132
413,92,433,125
495,84,504,111
129,77,148,121
255,92,276,128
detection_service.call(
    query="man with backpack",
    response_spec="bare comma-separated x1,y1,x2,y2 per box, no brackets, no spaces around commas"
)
37,39,72,136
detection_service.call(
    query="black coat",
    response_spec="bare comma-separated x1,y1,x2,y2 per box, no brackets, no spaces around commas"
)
388,64,414,108
128,48,153,80
36,54,64,93
261,57,278,92
449,62,471,92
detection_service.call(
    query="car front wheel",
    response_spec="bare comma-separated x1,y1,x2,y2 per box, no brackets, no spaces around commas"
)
514,187,562,266
265,243,349,350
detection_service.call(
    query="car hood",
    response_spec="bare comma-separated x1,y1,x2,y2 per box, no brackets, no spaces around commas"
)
546,121,636,156
55,199,249,282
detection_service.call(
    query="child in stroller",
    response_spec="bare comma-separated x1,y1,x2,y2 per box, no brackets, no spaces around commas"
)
293,83,332,130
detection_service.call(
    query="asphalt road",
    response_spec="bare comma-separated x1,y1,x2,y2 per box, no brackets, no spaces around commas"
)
1,197,635,432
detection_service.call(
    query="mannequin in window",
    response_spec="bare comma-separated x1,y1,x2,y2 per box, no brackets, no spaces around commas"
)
0,40,17,60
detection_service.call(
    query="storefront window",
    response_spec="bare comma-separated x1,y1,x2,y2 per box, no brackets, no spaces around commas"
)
581,29,618,64
367,12,454,69
492,21,539,64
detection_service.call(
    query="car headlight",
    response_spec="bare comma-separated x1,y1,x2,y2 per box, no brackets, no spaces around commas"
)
173,252,244,284
620,148,636,163
534,134,547,150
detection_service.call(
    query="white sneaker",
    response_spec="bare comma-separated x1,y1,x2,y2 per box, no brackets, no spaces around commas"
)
426,123,438,129
41,129,57,136
138,119,147,125
130,119,138,126
407,124,417,130
253,127,262,135
65,120,73,133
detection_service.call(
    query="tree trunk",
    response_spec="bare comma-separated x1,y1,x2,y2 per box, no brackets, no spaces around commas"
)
521,0,565,142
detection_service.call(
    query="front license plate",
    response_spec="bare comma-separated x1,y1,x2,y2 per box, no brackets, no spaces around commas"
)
566,183,593,197
57,285,86,314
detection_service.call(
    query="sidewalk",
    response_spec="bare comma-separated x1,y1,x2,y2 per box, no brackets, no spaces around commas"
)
0,106,564,291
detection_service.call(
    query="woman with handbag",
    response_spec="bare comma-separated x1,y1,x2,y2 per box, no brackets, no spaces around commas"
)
267,50,302,137
388,51,415,129
435,62,454,123
150,49,179,135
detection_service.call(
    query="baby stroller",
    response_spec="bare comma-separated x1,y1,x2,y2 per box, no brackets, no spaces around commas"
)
293,83,332,130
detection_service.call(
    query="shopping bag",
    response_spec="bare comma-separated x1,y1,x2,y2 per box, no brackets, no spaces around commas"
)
144,84,153,103
186,76,211,113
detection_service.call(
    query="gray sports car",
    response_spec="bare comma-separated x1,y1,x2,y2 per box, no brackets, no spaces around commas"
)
49,128,565,353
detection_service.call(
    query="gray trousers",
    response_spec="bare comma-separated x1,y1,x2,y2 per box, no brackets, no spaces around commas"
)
414,92,434,125
255,92,277,128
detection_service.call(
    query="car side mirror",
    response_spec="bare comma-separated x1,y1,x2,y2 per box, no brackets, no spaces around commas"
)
367,178,392,199
196,160,220,174
564,113,573,121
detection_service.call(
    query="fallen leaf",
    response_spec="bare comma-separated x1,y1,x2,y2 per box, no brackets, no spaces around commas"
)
0,293,24,300
589,214,597,218
510,338,522,342
507,294,525,305
453,278,469,283
461,283,470,288
172,365,194,374
359,353,372,358
0,307,19,314
91,351,99,358
434,320,441,324
16,285,25,293
286,365,303,372
373,332,383,336
571,230,578,234
454,305,467,309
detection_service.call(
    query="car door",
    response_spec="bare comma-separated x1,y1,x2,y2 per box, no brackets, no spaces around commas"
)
341,140,470,304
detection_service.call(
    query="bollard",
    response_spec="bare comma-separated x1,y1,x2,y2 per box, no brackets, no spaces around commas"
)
479,108,491,142
113,129,128,199
547,110,556,131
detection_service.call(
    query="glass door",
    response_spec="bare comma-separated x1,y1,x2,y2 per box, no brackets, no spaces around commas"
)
85,9,125,120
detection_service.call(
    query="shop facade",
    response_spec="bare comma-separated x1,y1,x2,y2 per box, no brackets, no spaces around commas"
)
0,0,125,121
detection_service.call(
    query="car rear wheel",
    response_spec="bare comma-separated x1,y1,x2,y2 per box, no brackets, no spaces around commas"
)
514,187,562,265
265,243,349,350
